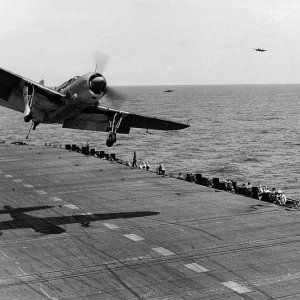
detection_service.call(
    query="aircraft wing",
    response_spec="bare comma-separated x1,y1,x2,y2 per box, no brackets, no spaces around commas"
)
0,67,65,112
0,220,25,230
63,105,189,133
0,205,54,214
43,211,159,226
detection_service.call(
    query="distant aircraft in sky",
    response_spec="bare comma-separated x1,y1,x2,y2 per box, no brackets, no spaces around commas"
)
0,58,189,147
253,48,267,52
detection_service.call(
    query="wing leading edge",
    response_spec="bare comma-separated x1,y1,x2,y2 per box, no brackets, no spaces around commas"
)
0,67,65,108
63,105,189,134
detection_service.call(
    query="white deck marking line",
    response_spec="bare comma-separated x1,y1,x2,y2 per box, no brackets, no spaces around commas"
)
222,281,251,294
0,159,18,162
64,204,79,210
23,184,34,188
0,250,9,258
185,263,209,273
152,247,175,256
102,223,119,230
18,266,27,275
36,190,47,195
49,197,63,202
81,212,93,215
13,179,22,183
40,287,58,300
4,174,13,178
124,234,144,242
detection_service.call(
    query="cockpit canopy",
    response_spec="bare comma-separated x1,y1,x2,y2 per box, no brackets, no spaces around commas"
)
55,76,81,92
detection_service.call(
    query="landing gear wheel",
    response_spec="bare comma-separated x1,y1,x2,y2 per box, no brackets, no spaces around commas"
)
24,114,32,123
106,132,117,147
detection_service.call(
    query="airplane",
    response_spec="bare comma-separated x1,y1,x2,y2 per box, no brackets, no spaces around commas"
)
0,66,189,147
253,48,267,52
0,205,159,235
164,89,174,93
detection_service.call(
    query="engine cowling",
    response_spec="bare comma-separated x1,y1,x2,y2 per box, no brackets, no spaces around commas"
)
61,73,106,104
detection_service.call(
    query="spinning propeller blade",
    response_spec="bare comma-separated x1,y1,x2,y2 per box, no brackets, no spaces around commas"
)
94,51,110,73
104,87,127,110
93,51,127,109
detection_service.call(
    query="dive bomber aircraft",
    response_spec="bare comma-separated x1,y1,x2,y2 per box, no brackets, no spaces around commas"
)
0,67,189,146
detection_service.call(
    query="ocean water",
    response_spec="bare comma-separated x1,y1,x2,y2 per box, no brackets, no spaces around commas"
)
0,84,299,199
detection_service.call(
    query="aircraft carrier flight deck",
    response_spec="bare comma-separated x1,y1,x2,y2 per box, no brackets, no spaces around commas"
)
0,142,299,299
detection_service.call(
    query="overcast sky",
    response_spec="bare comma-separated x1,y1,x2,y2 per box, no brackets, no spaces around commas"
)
0,0,300,85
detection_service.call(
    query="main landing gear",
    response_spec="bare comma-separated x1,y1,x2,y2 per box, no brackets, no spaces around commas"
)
106,113,123,147
22,83,40,139
23,83,34,123
106,132,117,147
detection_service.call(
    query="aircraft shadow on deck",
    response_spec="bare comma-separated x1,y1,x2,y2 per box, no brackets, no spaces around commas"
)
0,205,159,235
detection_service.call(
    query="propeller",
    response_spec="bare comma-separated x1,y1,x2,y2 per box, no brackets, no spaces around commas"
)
93,51,127,109
104,87,127,110
94,51,110,73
